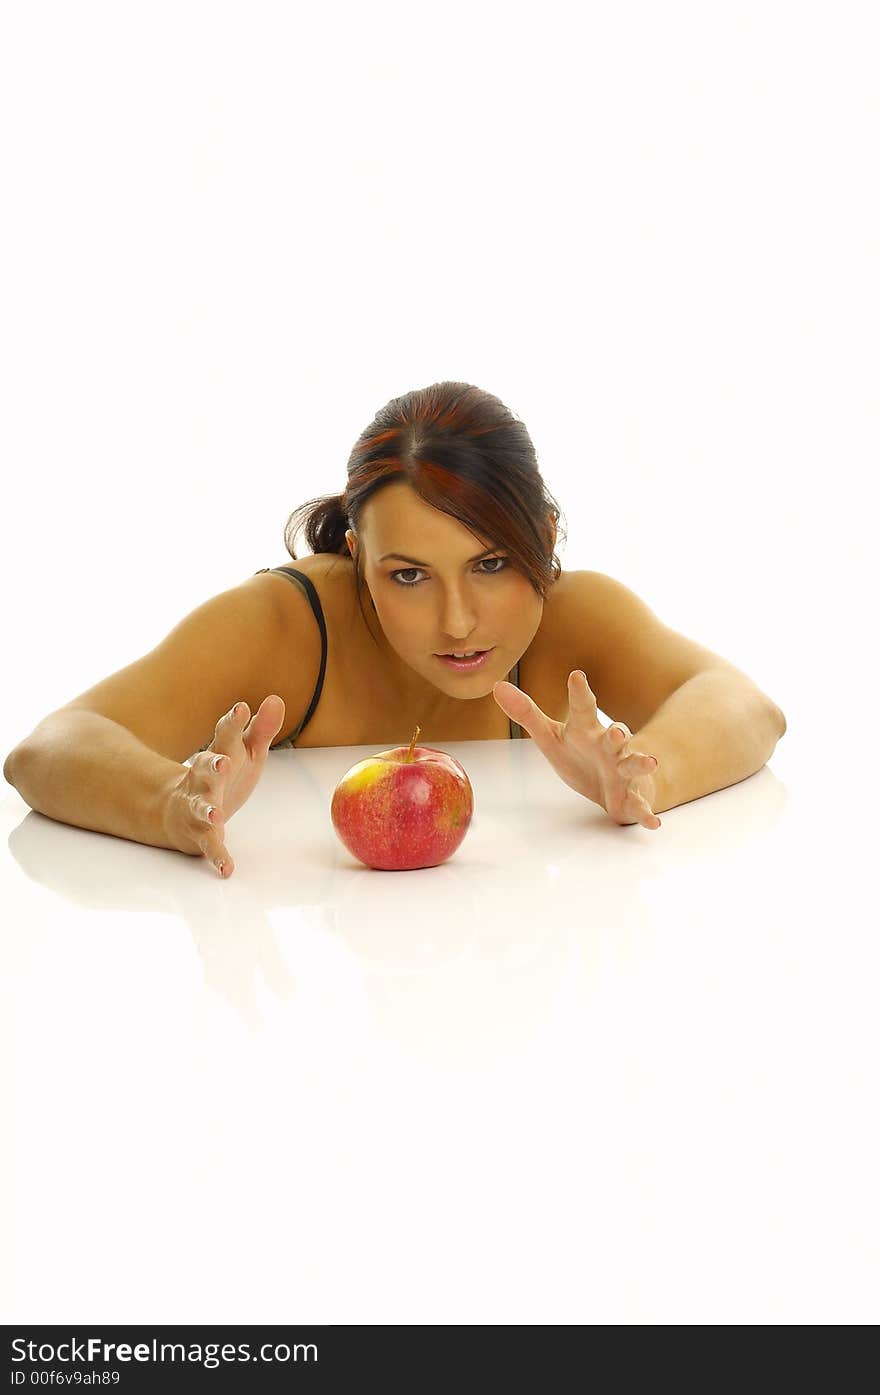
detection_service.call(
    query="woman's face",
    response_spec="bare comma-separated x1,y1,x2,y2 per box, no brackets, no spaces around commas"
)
346,482,547,703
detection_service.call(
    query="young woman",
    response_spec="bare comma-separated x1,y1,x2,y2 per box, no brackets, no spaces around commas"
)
4,381,786,878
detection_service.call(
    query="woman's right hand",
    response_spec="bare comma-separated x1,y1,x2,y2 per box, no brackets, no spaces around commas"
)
163,695,287,877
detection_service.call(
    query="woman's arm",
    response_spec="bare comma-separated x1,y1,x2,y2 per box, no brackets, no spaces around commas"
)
5,711,189,849
626,667,786,813
3,574,304,870
492,569,786,824
567,569,786,808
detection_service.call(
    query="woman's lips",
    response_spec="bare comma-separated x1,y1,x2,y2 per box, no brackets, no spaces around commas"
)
434,648,495,672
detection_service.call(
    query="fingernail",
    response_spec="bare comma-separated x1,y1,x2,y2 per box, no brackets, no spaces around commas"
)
215,858,225,875
212,754,224,772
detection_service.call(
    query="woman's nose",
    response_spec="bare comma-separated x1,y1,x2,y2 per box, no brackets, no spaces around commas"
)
439,589,478,639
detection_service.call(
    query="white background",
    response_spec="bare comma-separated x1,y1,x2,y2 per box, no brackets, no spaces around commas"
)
2,0,877,1326
2,0,875,756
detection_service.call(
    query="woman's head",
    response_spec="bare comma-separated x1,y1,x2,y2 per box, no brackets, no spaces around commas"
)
283,381,565,700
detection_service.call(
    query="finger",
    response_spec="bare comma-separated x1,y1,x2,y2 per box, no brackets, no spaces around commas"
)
244,694,286,746
605,722,631,749
216,701,248,740
208,840,235,876
194,753,232,822
187,776,235,873
195,749,231,787
205,790,234,872
194,800,230,866
203,825,234,876
492,680,559,749
567,669,599,717
211,702,251,765
619,751,659,776
631,789,661,830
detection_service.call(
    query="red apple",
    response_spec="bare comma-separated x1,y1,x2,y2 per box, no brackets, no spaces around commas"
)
331,725,474,870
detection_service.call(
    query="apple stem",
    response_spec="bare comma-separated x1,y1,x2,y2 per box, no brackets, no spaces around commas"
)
406,725,420,761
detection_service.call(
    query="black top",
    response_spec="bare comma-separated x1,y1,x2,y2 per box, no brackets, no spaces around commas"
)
254,565,524,748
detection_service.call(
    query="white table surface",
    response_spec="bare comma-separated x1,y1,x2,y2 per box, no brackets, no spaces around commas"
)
2,722,877,1325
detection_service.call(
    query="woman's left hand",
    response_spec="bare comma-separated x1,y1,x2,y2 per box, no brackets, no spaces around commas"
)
492,670,662,830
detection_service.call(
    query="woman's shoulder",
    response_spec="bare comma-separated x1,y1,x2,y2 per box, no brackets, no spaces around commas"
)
258,552,350,583
247,553,363,746
252,552,359,665
539,567,626,632
532,567,600,643
253,552,355,614
520,567,614,689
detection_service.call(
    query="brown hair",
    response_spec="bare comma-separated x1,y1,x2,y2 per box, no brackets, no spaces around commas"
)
283,381,565,640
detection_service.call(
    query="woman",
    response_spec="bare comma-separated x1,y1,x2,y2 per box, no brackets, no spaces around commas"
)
4,381,786,878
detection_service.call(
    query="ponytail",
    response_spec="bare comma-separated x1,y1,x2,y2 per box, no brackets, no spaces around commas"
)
283,492,350,559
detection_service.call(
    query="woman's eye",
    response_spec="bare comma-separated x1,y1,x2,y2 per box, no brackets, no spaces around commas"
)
390,557,509,587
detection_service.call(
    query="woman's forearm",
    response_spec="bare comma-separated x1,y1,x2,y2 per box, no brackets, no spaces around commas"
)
628,667,786,813
4,710,188,850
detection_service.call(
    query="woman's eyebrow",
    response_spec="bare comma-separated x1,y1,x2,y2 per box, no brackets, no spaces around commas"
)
379,547,496,566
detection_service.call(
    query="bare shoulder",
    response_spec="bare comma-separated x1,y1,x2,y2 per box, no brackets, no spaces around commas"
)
256,553,356,630
258,552,352,586
529,567,611,662
547,567,744,730
38,566,328,764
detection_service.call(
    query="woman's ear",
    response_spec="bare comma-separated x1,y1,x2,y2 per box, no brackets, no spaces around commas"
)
345,528,357,559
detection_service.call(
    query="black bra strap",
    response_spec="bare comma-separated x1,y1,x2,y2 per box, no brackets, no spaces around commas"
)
256,567,328,740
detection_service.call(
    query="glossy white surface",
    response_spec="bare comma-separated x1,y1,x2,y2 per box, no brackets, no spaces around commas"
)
3,722,876,1323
